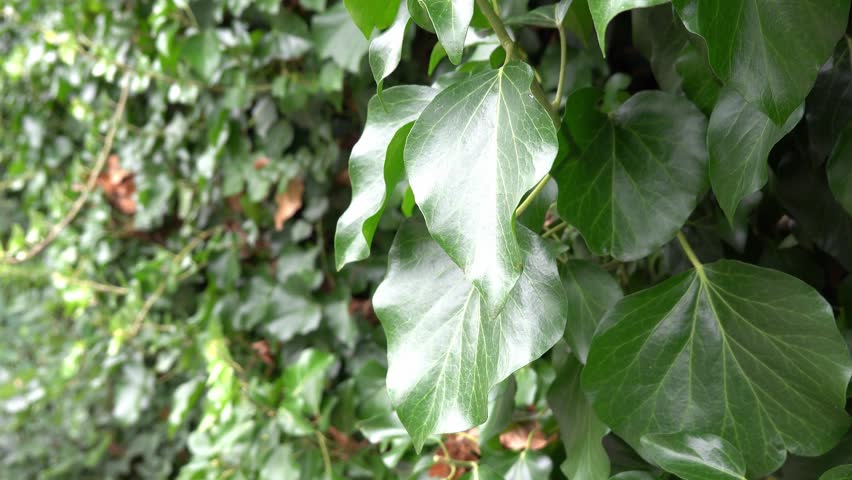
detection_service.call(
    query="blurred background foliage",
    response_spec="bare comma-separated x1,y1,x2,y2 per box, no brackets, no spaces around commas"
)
1,0,851,479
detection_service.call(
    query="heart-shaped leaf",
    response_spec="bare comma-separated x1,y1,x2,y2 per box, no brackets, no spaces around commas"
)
373,219,566,450
335,85,437,270
583,260,852,476
589,0,669,54
641,432,746,480
672,0,849,124
709,88,803,222
405,63,558,314
418,0,474,64
555,88,708,260
560,260,622,363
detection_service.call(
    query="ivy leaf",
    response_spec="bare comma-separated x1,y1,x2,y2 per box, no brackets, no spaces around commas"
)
583,260,852,476
344,0,402,37
313,4,370,73
372,219,566,451
672,0,849,124
675,45,721,116
631,4,688,92
611,473,658,480
548,355,610,480
482,450,553,480
182,30,221,81
555,88,708,261
506,1,572,28
807,49,852,161
820,465,852,480
560,260,622,363
335,86,437,270
827,121,852,215
709,88,803,223
405,63,558,315
369,2,411,97
588,0,669,54
418,0,474,64
640,432,747,480
478,377,517,444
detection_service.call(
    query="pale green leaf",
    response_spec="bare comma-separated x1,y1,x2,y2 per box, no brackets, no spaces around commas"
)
554,88,708,260
709,88,803,223
419,0,474,64
344,0,402,37
372,219,566,450
405,63,558,315
369,1,411,96
313,4,370,73
335,85,437,270
641,432,747,480
583,260,852,476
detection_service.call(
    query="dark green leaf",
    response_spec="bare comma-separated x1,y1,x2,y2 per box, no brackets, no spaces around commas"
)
182,30,221,81
555,88,708,260
584,260,852,476
589,0,669,54
807,48,852,161
369,2,411,96
560,260,622,363
672,0,849,124
641,432,747,480
827,121,852,215
335,86,437,270
821,465,852,480
709,88,803,222
405,63,558,315
676,45,721,116
631,4,689,92
372,219,566,450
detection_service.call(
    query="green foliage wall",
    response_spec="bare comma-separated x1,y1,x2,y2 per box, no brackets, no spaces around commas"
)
2,0,852,479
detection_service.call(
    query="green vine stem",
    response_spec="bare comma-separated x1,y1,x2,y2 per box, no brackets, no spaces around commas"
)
676,231,706,279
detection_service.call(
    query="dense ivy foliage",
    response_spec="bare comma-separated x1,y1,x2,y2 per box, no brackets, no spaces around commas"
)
3,0,852,479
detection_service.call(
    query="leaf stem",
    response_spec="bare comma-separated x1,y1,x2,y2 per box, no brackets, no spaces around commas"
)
515,173,551,218
676,232,705,277
552,25,567,109
315,431,333,479
475,0,515,63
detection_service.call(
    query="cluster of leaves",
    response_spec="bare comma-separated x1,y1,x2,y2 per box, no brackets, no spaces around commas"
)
1,0,852,480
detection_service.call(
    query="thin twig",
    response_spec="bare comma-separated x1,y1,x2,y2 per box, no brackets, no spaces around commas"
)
2,76,131,265
552,25,568,109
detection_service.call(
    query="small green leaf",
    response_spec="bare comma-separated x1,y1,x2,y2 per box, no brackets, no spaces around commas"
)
506,2,571,28
373,219,566,450
555,88,708,260
641,432,747,480
419,0,474,64
675,45,721,116
672,0,849,124
281,349,335,416
344,0,402,37
583,260,852,476
369,2,411,97
182,30,221,81
560,260,622,363
548,356,610,480
335,85,437,270
483,450,553,480
313,4,370,73
260,445,301,479
478,376,517,444
588,0,669,54
631,3,689,92
610,473,658,480
405,63,558,315
709,88,803,223
827,121,852,215
820,465,852,480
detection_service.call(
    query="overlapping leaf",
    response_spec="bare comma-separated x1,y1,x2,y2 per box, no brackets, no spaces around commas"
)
560,260,622,363
583,260,852,476
641,433,747,480
589,0,669,53
827,121,852,215
369,2,411,97
344,0,402,37
372,219,566,450
672,0,849,124
335,85,437,270
405,63,558,315
555,88,708,260
418,0,474,64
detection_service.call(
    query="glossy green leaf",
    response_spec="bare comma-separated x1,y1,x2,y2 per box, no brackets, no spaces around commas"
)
419,0,474,64
583,260,852,476
827,121,852,215
281,349,335,416
821,465,852,480
372,219,566,450
335,85,437,270
560,260,622,363
709,88,803,223
369,2,411,97
807,49,852,161
641,432,747,480
672,0,849,124
483,450,553,480
548,356,610,480
344,0,402,37
555,88,708,260
182,30,221,81
506,1,573,28
631,4,688,92
405,63,558,314
589,0,669,54
676,45,721,116
313,4,370,73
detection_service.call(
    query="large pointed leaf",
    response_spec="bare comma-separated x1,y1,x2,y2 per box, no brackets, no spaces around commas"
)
419,0,474,64
335,85,437,270
807,49,852,161
548,356,610,480
827,121,852,215
554,88,708,260
560,260,622,363
344,0,402,37
405,63,558,314
709,88,803,223
583,260,852,476
369,2,411,97
372,219,566,450
588,0,668,54
672,0,849,124
641,432,747,480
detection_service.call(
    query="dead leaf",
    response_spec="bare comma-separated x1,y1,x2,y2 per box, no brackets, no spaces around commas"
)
274,177,304,230
499,421,552,452
254,156,271,170
429,429,480,479
251,340,274,367
96,154,136,215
